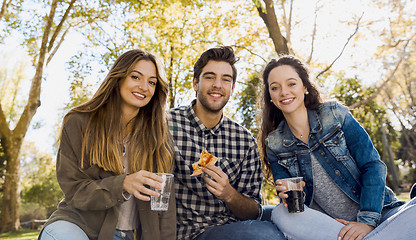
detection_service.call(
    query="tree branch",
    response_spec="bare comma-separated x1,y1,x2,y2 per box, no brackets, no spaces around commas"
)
47,26,71,65
0,0,12,20
349,38,412,109
254,0,289,54
0,103,11,138
233,44,267,63
13,0,59,137
383,90,411,130
47,0,76,53
316,13,363,79
306,1,319,64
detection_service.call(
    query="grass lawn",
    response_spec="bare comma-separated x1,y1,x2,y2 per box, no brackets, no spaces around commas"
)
397,191,411,202
0,228,40,240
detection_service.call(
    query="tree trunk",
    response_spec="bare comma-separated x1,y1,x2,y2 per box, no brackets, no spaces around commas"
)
255,0,289,54
380,124,401,193
0,135,22,232
0,0,62,232
168,45,175,109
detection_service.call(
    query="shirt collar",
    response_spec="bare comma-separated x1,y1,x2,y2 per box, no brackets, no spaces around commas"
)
186,99,224,136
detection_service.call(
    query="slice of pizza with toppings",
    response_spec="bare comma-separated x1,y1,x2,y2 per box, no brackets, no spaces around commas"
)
190,150,218,176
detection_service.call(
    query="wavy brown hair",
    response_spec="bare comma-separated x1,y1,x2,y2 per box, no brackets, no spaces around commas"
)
258,55,322,178
193,46,238,84
63,49,173,174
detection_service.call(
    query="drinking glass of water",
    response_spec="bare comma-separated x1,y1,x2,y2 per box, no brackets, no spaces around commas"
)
150,173,174,211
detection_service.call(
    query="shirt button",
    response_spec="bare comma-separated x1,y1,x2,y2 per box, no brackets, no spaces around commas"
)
352,190,356,194
320,152,325,156
335,170,340,175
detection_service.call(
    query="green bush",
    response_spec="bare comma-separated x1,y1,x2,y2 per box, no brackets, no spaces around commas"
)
20,203,46,223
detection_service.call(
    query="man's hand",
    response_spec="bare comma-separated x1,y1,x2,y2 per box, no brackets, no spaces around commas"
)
201,164,259,220
336,219,374,240
202,164,237,202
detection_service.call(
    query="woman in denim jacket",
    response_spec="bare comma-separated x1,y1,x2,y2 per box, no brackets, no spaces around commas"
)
258,55,416,240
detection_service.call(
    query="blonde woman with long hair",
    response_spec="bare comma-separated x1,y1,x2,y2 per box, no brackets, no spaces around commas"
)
39,49,175,240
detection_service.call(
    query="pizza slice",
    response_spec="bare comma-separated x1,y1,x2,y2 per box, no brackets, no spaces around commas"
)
190,150,218,176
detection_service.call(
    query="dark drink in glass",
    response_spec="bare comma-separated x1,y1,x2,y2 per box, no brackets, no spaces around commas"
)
286,190,305,213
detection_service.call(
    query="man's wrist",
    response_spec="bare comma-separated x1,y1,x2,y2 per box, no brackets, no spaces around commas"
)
223,186,238,203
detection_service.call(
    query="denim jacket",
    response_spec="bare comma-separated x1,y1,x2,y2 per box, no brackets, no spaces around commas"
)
266,101,404,227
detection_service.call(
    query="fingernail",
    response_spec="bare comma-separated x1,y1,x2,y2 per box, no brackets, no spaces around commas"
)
338,237,341,240
281,186,286,190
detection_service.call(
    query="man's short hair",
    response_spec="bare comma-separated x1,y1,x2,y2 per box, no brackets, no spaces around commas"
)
193,46,238,84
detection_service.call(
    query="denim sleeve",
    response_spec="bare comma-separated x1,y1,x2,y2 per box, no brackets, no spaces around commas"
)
336,105,386,227
266,143,291,188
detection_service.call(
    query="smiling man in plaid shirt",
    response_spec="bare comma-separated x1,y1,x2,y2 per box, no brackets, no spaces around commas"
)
167,46,285,240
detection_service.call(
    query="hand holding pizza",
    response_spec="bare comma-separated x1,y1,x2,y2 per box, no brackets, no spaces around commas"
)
202,164,236,202
190,150,237,202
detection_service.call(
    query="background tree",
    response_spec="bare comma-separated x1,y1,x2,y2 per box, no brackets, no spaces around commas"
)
20,142,63,220
0,56,29,216
236,73,262,136
0,0,113,232
253,0,289,54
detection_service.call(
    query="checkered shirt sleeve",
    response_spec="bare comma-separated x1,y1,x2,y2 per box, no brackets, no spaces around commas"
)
167,102,263,240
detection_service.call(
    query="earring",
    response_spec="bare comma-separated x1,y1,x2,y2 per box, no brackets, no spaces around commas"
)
270,99,273,102
305,91,309,95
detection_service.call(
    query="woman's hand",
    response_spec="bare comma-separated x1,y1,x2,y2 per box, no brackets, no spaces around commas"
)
275,179,305,207
123,170,163,201
335,219,374,240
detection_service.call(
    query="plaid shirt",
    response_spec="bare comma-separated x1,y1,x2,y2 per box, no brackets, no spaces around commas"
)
167,100,263,240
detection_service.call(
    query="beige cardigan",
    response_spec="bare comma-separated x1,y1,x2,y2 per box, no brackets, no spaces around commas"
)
43,112,176,240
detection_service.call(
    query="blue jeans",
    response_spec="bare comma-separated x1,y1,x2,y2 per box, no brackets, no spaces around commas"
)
39,220,89,240
194,220,286,240
271,197,416,240
39,220,134,240
261,205,276,222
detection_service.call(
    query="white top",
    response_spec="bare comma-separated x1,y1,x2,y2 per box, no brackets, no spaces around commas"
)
116,141,139,230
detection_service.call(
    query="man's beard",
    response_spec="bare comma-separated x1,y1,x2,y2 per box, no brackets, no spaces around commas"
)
197,90,229,113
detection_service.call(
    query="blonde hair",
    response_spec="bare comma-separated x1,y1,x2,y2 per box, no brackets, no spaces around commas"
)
63,49,173,174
